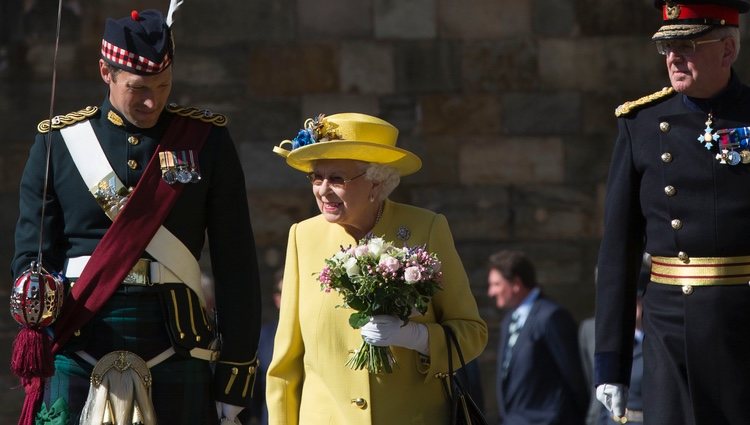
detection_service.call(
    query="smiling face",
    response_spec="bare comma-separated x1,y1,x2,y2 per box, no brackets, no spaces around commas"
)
487,268,526,310
665,35,735,98
311,159,381,239
99,59,173,129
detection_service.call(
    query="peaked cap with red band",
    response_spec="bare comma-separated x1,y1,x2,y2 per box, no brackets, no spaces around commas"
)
652,0,750,40
101,9,173,75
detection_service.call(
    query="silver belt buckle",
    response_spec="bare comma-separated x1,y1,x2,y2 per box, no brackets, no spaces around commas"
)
123,259,151,286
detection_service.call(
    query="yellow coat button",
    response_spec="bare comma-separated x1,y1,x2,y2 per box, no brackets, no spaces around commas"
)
678,251,689,263
661,152,672,163
682,285,693,295
351,398,368,409
660,122,670,133
671,219,682,230
128,135,140,145
127,160,138,170
664,185,676,196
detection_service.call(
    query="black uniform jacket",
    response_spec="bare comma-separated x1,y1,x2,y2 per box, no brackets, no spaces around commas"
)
12,96,261,406
595,73,750,386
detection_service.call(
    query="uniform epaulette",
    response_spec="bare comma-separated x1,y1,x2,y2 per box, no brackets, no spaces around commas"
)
166,103,228,127
615,87,676,117
37,106,99,133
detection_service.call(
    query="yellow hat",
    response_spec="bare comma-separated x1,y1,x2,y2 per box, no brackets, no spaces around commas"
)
273,113,422,176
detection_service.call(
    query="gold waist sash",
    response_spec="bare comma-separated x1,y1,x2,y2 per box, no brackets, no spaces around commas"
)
651,255,750,285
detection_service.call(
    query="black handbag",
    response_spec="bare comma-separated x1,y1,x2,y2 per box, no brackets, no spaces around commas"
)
441,325,489,425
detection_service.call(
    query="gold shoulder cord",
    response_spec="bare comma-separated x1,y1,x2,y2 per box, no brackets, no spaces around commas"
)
37,106,99,133
166,103,228,127
615,87,676,117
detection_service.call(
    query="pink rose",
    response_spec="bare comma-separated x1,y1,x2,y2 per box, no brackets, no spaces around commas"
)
404,266,422,283
379,255,401,273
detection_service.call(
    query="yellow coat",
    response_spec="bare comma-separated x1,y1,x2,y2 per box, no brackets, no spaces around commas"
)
267,200,488,425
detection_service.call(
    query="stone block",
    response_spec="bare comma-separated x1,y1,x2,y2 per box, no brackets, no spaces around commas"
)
247,43,338,96
233,98,300,142
248,188,317,246
564,135,614,185
438,0,531,39
502,92,580,135
301,94,379,119
172,0,294,44
374,0,437,39
340,42,394,94
394,41,461,93
419,94,503,136
379,95,418,134
459,137,564,185
532,0,579,36
297,0,373,39
577,0,660,36
403,135,460,185
511,184,599,240
538,37,664,92
462,39,540,92
239,142,309,190
582,91,622,135
410,186,511,241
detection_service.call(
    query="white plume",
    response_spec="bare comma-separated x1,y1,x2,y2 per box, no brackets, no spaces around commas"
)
166,0,185,27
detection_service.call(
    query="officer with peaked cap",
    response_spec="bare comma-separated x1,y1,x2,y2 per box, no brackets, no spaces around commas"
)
11,8,260,425
595,1,750,424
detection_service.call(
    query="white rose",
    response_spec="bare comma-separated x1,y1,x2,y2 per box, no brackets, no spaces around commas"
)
344,257,360,277
404,266,422,283
368,237,385,258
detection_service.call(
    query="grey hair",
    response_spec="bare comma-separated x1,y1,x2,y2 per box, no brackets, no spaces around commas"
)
364,163,400,202
711,26,741,62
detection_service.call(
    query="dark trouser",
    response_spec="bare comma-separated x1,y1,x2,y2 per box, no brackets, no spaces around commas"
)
38,286,219,424
642,283,750,425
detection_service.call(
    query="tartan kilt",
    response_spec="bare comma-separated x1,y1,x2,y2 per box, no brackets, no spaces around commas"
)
37,286,219,424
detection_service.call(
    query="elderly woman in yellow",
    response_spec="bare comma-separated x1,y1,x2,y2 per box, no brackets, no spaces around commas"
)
267,113,487,425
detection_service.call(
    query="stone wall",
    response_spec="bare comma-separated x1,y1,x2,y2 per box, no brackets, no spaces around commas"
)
1,0,749,422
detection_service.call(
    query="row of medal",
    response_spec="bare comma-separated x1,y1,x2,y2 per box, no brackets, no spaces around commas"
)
698,114,750,166
159,150,202,184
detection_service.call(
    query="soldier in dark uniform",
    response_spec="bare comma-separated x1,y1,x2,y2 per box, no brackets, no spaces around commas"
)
11,8,260,425
594,1,750,425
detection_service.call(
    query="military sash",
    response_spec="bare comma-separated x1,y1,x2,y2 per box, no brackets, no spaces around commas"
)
51,115,212,353
59,121,205,307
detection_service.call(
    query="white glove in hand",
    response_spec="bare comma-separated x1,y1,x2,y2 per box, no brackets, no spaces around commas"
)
596,383,628,418
215,402,243,424
360,315,430,355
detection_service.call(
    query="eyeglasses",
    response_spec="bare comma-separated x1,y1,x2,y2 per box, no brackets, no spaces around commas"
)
656,38,724,56
307,171,366,188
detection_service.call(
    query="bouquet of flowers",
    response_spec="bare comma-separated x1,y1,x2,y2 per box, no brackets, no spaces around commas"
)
318,235,442,374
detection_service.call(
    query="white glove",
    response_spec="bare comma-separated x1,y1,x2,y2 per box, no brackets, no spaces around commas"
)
596,383,628,418
215,402,243,424
360,315,430,355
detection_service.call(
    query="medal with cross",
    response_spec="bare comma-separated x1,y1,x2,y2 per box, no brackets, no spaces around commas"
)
698,113,716,150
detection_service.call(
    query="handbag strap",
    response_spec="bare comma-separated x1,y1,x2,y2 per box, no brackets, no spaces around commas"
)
442,324,470,395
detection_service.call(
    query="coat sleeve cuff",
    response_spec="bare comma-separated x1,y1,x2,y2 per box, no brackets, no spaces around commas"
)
594,351,631,387
213,356,259,406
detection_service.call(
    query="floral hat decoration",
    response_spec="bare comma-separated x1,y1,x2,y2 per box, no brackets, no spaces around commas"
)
273,113,422,176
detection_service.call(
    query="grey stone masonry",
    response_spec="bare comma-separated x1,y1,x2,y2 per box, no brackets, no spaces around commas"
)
2,0,750,422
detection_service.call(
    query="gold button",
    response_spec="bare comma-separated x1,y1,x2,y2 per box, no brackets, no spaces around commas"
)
179,332,185,339
231,367,239,375
74,330,81,337
671,219,682,230
351,398,368,409
664,185,676,196
660,121,671,132
661,152,672,163
682,285,693,295
196,335,201,342
127,135,140,145
127,160,138,170
678,251,689,263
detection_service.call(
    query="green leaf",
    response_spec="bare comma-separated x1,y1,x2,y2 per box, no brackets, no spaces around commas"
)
349,311,370,329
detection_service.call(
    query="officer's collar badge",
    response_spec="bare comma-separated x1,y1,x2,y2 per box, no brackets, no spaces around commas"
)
107,110,124,127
